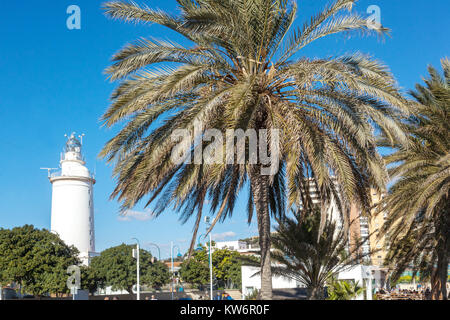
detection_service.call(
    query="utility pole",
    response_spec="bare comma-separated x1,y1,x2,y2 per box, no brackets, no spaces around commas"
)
209,231,213,300
170,242,182,300
171,241,174,301
205,217,213,300
132,238,140,300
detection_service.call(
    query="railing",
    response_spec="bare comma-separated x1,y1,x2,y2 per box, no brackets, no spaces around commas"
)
50,170,95,180
50,171,62,178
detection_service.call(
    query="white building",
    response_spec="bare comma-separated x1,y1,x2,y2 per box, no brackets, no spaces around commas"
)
241,264,386,300
241,265,301,299
214,240,247,251
48,133,96,265
337,265,389,299
213,240,262,255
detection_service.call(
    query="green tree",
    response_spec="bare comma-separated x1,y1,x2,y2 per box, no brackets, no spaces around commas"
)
180,245,258,290
141,261,171,289
89,244,155,296
80,265,104,295
378,58,450,300
213,248,259,289
0,225,80,297
100,0,410,299
179,246,210,288
213,248,241,289
394,274,419,284
327,278,364,300
270,207,372,300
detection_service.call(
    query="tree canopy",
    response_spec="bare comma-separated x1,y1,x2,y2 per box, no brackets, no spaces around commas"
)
180,244,258,289
179,246,210,288
141,260,171,289
0,225,80,296
378,58,450,300
88,243,170,294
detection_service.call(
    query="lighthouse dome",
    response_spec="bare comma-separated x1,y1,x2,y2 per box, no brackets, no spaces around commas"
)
65,133,82,153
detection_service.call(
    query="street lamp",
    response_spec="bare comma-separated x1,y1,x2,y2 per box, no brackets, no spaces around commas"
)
132,238,140,301
197,232,213,300
171,242,182,300
147,242,161,262
204,217,213,301
198,232,210,248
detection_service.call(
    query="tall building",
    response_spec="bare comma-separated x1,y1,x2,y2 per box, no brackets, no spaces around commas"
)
299,179,389,266
48,133,96,265
368,189,389,267
349,203,367,258
301,178,342,229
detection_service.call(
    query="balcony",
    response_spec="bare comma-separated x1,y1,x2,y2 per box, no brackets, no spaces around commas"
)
49,169,95,182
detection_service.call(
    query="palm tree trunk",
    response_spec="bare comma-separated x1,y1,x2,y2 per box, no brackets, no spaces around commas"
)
432,212,449,300
436,248,448,300
308,287,318,300
308,285,324,300
436,216,449,300
250,165,273,300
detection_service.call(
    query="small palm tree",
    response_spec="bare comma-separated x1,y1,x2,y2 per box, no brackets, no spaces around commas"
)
100,0,410,299
270,207,373,299
378,58,450,300
327,278,364,300
244,288,260,300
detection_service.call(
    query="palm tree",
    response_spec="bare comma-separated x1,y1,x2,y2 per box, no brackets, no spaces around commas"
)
327,277,364,300
100,0,410,299
378,58,450,300
269,207,373,299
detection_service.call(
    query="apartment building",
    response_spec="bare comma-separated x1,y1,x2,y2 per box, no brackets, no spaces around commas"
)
368,189,389,267
300,179,389,266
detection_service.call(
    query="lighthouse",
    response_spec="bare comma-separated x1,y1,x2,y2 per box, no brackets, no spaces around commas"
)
49,133,96,265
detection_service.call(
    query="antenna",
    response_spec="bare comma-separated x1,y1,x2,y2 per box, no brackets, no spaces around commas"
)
78,133,85,145
40,167,58,178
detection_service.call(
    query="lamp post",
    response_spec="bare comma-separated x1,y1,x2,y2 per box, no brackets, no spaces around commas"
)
197,234,206,248
171,242,181,300
132,238,140,301
204,217,213,300
147,242,161,261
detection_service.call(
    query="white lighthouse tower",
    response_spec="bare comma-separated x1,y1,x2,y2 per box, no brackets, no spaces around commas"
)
49,133,96,265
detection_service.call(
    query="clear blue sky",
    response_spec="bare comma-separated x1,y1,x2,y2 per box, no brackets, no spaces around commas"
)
1,0,449,258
